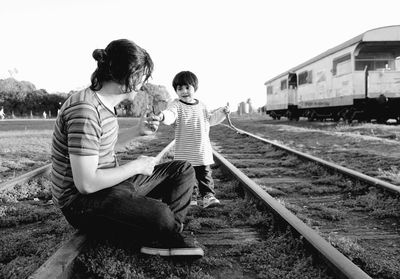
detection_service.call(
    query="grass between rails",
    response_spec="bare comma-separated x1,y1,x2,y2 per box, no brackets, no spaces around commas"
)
378,166,400,185
282,164,400,278
211,125,400,279
271,159,400,279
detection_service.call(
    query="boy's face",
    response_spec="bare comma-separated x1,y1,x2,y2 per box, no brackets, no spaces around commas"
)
176,84,196,103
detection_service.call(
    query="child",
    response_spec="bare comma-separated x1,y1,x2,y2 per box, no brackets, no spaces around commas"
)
156,71,229,208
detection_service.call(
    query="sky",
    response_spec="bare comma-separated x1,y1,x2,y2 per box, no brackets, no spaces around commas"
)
1,0,400,110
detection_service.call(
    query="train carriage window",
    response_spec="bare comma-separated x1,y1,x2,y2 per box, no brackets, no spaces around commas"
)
332,53,351,75
298,72,306,85
267,85,273,95
298,70,312,85
280,79,287,90
336,60,351,75
307,71,313,83
355,52,396,71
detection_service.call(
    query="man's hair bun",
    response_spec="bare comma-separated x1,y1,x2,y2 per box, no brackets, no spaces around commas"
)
92,49,108,63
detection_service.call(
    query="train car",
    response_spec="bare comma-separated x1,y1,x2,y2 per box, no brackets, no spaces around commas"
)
264,25,400,123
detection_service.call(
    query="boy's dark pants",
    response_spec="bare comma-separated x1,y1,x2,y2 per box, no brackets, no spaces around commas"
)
61,160,194,241
193,165,215,197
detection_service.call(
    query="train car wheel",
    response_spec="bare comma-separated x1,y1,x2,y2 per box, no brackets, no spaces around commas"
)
377,117,387,124
287,111,293,121
307,111,316,121
346,112,356,124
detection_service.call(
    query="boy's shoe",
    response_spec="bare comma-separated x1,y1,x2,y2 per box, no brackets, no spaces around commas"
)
202,193,221,208
140,233,204,258
190,194,198,206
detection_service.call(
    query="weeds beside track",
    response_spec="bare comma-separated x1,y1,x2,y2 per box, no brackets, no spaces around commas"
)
211,124,400,278
3,121,399,278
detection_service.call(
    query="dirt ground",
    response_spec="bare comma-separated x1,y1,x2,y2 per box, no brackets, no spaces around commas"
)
1,116,399,278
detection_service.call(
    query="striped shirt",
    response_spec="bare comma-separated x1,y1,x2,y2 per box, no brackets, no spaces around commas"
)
51,88,118,208
162,99,226,166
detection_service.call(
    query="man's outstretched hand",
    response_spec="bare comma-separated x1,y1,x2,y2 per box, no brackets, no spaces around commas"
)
144,112,163,132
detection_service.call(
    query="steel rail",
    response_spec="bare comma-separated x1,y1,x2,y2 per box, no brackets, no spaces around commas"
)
222,124,400,194
27,231,87,279
224,111,243,134
26,140,175,279
0,164,51,192
213,149,372,279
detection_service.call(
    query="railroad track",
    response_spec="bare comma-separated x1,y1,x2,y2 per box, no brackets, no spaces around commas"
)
27,143,370,278
221,123,400,194
2,123,399,278
212,124,400,278
227,117,400,187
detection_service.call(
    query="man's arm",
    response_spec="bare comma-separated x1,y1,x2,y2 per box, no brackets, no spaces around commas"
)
70,154,156,194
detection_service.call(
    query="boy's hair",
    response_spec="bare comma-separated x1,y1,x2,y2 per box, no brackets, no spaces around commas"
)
172,71,198,91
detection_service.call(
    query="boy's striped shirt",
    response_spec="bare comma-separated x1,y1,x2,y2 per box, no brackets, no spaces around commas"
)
162,99,214,166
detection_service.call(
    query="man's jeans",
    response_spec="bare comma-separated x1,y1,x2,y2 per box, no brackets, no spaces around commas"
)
61,160,195,241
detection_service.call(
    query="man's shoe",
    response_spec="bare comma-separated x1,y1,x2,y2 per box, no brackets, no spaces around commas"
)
202,193,221,208
140,233,204,258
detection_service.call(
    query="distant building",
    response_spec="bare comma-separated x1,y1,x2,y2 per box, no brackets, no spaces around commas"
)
237,98,255,115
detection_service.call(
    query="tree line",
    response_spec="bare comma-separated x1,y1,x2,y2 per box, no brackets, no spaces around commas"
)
0,78,171,118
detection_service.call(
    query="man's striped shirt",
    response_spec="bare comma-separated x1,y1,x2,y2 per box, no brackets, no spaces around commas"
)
51,88,118,208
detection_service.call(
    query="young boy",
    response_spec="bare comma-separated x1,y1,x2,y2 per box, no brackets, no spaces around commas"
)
155,71,229,208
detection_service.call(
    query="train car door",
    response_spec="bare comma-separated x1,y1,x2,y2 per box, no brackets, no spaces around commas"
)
288,73,297,106
287,73,299,119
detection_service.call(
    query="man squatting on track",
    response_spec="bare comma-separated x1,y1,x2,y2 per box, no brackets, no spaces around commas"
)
51,39,204,257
